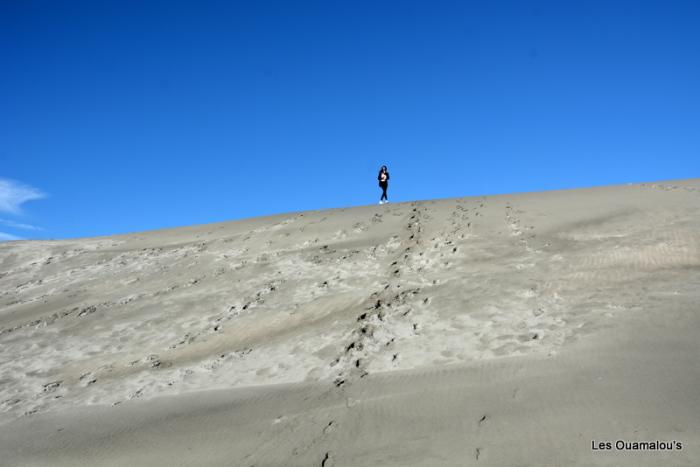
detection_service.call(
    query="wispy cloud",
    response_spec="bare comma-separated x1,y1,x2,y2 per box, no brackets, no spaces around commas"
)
0,218,42,231
0,232,22,241
0,178,46,214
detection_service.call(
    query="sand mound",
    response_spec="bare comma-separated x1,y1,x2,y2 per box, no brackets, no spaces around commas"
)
1,179,699,466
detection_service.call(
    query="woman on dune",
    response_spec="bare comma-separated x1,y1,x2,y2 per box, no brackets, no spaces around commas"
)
378,165,390,204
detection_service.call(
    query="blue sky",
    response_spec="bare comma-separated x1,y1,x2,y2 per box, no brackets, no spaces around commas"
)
2,1,699,241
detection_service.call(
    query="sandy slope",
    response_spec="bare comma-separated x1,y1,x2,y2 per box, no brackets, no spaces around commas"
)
0,179,699,466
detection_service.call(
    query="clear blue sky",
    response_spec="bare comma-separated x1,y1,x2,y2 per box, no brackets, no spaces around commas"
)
1,1,699,240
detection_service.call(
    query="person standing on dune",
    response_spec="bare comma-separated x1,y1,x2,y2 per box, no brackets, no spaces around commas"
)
378,165,390,204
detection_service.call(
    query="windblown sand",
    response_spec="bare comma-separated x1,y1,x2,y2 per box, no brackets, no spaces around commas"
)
1,180,699,466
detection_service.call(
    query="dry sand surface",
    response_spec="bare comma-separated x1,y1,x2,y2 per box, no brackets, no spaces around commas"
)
1,180,699,466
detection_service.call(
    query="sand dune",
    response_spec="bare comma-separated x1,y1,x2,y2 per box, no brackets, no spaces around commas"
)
1,179,699,466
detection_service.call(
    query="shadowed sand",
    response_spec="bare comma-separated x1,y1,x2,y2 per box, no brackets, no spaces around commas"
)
1,180,699,466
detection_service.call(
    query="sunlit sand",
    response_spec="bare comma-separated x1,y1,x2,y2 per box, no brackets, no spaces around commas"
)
1,179,699,466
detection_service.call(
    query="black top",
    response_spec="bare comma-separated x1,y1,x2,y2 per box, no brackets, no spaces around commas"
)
377,171,390,182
